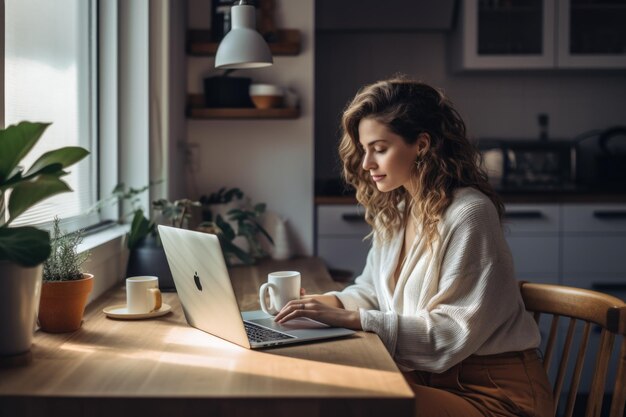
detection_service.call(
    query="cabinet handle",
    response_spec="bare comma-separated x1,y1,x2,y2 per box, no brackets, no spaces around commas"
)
591,282,626,292
592,211,626,220
504,211,544,219
341,213,365,222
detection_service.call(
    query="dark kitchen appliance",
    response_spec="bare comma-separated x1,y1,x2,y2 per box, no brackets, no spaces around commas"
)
478,139,578,191
203,75,255,108
596,126,626,187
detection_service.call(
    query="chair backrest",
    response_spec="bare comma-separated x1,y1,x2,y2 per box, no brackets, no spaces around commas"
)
519,281,626,417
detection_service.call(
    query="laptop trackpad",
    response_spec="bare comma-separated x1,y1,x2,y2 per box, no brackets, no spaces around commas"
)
252,317,330,330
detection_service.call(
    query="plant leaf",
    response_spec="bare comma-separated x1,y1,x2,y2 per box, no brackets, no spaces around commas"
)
0,226,51,266
7,175,72,224
252,220,274,245
215,215,236,241
0,121,50,183
128,210,151,249
220,238,255,265
23,146,89,177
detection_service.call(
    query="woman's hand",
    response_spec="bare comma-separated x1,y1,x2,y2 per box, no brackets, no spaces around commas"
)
274,297,362,330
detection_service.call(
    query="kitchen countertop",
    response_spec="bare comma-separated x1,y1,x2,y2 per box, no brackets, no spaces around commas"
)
316,189,626,205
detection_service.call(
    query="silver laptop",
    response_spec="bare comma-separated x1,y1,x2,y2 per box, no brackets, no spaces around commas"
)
158,225,355,349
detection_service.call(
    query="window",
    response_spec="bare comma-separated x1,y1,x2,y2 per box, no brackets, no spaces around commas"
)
3,0,99,231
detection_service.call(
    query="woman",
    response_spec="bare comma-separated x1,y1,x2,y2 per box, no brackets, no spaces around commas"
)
274,77,553,417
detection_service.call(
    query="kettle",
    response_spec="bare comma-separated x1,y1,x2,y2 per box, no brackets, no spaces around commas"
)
596,126,626,188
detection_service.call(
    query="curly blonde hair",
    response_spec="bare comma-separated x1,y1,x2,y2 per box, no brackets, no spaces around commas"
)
338,77,503,247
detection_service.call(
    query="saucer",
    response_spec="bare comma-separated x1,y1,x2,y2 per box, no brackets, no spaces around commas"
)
103,303,172,320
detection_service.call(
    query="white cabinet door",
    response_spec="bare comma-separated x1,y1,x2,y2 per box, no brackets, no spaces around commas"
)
557,0,626,69
317,236,371,275
316,205,371,276
560,204,626,395
503,204,560,284
506,236,560,283
562,204,626,288
454,0,556,70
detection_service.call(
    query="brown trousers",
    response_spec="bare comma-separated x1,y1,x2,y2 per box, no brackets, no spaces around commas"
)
403,349,554,417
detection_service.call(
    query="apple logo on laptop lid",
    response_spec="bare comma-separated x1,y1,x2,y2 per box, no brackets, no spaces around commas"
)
194,271,202,291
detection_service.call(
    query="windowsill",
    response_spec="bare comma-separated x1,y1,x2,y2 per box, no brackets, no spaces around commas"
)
78,223,129,253
76,224,130,305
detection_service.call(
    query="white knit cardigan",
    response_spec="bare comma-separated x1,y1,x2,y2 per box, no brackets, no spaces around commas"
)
327,187,540,373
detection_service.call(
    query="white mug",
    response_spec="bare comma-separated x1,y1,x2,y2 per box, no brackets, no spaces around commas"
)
259,271,301,315
126,276,162,314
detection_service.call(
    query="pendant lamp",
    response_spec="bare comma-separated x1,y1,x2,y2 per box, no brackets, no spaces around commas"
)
215,0,273,69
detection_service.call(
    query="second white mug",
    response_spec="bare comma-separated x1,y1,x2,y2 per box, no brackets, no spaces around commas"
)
126,276,162,314
259,271,301,315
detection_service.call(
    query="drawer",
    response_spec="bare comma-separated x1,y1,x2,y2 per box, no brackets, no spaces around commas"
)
502,204,560,235
317,236,371,275
562,204,626,233
506,236,559,284
317,205,371,236
562,235,626,283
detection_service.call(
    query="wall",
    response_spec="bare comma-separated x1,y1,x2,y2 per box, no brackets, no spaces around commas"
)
186,0,315,255
315,32,626,183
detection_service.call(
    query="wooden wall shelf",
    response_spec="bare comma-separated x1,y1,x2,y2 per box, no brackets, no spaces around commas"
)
187,29,301,56
187,94,300,119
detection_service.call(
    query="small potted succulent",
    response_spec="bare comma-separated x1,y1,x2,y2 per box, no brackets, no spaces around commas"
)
38,217,93,333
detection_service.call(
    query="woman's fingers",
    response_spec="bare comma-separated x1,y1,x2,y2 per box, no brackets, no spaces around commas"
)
300,288,307,297
274,298,316,322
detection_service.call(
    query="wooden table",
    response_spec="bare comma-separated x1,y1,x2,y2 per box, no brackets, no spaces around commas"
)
0,257,414,417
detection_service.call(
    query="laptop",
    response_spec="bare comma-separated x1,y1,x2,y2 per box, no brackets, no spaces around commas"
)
158,225,355,349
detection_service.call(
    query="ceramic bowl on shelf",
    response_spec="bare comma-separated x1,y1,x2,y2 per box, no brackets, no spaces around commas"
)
249,84,284,109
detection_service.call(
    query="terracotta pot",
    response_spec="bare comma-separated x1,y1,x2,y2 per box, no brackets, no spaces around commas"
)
38,273,94,333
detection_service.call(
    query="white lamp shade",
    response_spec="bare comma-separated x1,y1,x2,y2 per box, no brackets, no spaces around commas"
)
215,4,273,69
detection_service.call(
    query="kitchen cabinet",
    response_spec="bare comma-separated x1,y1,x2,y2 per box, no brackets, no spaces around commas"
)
560,204,626,395
502,204,560,382
452,0,555,69
557,0,626,69
503,204,560,284
562,203,626,292
316,205,371,278
453,0,626,70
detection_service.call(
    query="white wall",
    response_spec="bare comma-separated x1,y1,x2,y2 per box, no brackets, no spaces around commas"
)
186,0,315,255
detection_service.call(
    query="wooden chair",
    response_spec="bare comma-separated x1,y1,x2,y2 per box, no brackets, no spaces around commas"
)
519,282,626,417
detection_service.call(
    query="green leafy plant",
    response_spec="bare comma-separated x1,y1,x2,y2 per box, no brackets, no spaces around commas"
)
198,188,273,266
0,122,89,267
43,217,89,281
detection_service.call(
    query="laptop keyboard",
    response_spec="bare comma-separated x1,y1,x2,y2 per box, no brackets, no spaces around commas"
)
244,321,295,343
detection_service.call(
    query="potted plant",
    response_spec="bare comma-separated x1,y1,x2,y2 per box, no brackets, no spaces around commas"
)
38,217,93,333
0,121,89,357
